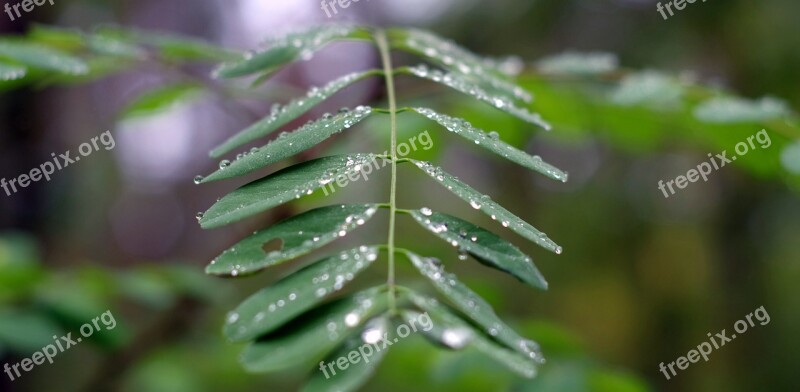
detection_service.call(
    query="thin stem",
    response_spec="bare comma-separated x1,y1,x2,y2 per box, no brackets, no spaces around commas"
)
375,30,399,314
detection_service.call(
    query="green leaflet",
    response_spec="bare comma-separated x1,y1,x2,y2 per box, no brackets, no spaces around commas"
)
119,83,203,119
0,62,26,81
406,291,540,378
207,204,379,276
240,287,388,372
694,96,791,124
411,107,568,182
211,70,381,158
535,51,619,76
224,246,380,342
302,317,391,392
402,64,551,130
404,253,544,363
409,160,562,254
214,25,371,79
388,28,532,104
0,41,88,75
203,106,373,182
199,154,382,229
409,210,547,289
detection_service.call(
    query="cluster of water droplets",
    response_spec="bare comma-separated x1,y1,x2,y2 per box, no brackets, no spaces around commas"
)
402,30,532,104
0,64,26,81
406,64,551,131
409,253,544,364
361,317,389,345
326,288,381,341
441,327,473,349
211,206,378,276
410,160,562,254
199,107,373,183
413,107,566,182
224,246,378,340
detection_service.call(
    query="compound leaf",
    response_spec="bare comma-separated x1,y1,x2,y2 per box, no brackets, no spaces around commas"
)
410,160,561,253
207,204,379,276
224,246,380,342
203,105,374,182
0,41,88,75
409,211,547,289
411,108,567,182
240,287,388,372
199,154,382,229
302,317,391,392
214,25,370,79
406,291,540,378
211,70,381,157
403,65,550,130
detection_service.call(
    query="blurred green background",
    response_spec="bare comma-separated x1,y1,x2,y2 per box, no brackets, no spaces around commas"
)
1,0,798,391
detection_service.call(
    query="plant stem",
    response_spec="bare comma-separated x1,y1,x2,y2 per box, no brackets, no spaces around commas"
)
375,30,399,313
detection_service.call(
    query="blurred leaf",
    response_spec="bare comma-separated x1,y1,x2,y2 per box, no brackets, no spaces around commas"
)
694,96,791,124
408,211,547,289
203,106,374,182
410,160,561,253
611,71,683,108
212,70,381,157
214,25,370,79
96,26,239,61
588,368,651,392
536,52,619,76
0,309,62,353
120,83,202,119
0,233,43,301
224,247,379,342
412,108,567,181
0,40,88,75
207,204,378,276
199,154,381,229
780,140,800,174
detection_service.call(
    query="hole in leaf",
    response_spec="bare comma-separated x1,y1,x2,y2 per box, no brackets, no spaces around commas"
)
262,238,284,254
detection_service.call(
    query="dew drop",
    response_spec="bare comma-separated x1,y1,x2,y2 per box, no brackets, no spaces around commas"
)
344,313,360,327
